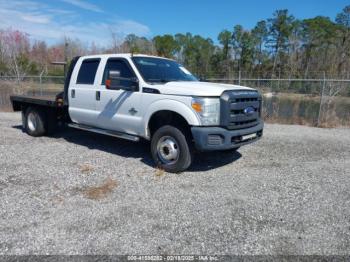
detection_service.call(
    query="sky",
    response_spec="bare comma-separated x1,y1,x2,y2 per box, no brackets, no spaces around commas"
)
0,0,348,46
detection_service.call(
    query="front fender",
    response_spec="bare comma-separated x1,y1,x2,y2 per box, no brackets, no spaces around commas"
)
143,99,200,139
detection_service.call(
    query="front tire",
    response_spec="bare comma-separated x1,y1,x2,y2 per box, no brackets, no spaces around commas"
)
23,107,47,137
151,125,193,173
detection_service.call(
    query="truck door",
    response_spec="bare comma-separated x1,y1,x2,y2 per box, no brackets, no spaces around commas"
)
68,58,101,126
96,58,142,135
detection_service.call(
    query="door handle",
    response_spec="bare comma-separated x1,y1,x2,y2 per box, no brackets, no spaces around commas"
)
96,91,100,101
71,89,75,98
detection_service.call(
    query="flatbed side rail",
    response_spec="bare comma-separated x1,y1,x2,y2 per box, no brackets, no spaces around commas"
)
10,95,59,111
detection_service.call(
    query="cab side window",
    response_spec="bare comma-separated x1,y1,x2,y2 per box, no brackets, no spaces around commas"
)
102,59,136,85
76,59,100,84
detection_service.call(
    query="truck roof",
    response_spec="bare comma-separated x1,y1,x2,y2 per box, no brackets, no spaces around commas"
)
78,53,175,61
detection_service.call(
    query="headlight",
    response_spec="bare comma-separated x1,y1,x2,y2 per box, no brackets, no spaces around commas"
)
191,97,220,125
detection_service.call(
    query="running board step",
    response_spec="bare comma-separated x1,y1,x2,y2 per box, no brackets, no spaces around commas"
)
68,123,140,142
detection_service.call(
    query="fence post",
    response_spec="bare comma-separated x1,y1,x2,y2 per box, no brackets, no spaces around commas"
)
238,70,241,85
39,70,45,96
317,71,326,127
278,70,281,90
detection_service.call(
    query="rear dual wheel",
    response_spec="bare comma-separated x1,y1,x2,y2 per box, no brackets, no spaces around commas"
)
23,107,47,137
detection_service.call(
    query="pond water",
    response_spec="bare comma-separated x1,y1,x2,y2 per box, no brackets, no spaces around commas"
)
263,94,350,127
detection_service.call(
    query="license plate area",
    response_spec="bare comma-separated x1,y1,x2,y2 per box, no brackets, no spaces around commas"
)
242,133,257,141
231,132,259,144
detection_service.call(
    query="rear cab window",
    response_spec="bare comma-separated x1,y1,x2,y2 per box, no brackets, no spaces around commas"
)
76,58,100,84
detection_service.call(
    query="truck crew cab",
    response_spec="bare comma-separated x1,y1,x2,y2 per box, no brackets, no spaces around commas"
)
11,54,263,173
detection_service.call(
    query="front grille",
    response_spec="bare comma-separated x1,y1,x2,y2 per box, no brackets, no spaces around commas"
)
229,119,257,127
234,97,259,103
231,108,258,115
220,90,262,130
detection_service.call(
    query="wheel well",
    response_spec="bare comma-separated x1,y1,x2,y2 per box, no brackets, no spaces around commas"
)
148,110,192,139
12,101,22,111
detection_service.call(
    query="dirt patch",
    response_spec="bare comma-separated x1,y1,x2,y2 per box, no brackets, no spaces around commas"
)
51,195,64,205
79,163,95,173
82,178,117,200
155,168,165,177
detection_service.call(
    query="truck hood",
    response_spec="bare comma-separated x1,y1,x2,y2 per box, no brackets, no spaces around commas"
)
152,81,255,97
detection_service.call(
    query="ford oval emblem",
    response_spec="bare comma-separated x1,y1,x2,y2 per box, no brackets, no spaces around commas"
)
244,106,255,115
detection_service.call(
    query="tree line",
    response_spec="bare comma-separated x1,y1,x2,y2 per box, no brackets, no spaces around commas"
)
0,5,349,80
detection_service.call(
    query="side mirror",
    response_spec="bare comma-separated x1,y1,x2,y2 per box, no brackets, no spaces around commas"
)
106,70,139,91
109,70,121,80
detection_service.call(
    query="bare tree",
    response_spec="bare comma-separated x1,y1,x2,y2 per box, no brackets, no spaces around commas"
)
109,27,120,53
1,29,31,84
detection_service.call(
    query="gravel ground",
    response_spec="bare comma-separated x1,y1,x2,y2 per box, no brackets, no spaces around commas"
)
0,112,349,255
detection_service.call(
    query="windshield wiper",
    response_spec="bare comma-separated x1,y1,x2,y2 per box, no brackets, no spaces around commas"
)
148,79,179,83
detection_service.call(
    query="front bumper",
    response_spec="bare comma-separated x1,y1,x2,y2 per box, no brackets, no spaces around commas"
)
191,121,264,151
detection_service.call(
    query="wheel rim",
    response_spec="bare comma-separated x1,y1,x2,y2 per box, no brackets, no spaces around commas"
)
27,112,37,131
156,136,180,165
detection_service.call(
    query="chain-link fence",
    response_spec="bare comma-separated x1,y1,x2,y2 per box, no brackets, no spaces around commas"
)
1,74,349,127
0,76,64,111
207,76,350,127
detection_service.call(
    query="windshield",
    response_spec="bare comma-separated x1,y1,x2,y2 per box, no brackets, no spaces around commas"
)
132,56,198,83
